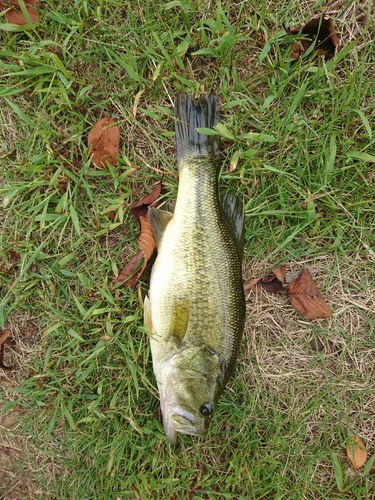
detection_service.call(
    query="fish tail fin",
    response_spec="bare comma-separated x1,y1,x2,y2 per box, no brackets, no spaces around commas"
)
174,94,220,170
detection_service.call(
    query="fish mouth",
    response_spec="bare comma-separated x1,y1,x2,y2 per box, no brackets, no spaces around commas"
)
173,426,207,437
163,405,208,445
165,422,206,446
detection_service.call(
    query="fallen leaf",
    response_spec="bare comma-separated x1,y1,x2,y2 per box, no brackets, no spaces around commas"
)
138,216,156,260
113,250,145,286
114,183,164,286
0,329,16,371
347,435,367,469
113,216,156,287
287,267,333,319
245,266,286,294
0,329,11,346
88,117,120,169
130,182,164,221
244,277,262,294
285,266,319,284
286,16,340,60
259,277,284,294
271,266,286,283
1,0,38,24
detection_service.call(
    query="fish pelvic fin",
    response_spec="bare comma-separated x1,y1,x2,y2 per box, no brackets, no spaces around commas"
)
174,94,220,170
144,295,153,331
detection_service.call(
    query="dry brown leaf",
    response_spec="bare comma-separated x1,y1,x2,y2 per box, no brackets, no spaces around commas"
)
260,277,284,294
113,217,156,287
245,266,286,294
0,329,16,371
287,267,333,319
138,216,156,260
271,266,286,283
2,0,38,24
347,435,367,469
113,250,145,286
130,182,164,221
113,184,164,286
0,329,11,347
285,266,319,284
286,16,340,60
88,117,120,169
244,277,262,294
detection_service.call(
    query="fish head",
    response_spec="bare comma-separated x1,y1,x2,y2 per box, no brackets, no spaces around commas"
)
156,346,223,445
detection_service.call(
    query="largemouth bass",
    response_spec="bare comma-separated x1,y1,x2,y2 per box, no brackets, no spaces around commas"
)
144,94,245,445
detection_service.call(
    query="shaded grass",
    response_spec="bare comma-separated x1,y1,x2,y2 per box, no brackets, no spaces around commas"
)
1,0,375,498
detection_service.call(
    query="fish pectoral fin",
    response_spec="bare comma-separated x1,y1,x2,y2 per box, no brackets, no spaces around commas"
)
148,207,173,247
144,295,153,331
220,191,244,259
166,298,190,346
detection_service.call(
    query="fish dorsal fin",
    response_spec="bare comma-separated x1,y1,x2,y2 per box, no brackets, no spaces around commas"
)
144,295,153,332
167,298,190,347
148,207,173,247
220,192,244,259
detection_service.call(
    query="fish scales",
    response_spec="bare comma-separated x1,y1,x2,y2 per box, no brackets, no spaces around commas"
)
152,156,242,365
145,94,245,445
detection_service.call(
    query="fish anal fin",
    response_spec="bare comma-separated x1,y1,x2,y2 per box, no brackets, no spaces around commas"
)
167,298,190,347
148,207,173,247
220,191,244,259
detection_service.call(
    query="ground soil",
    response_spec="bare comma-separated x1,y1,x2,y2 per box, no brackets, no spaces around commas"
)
0,404,34,500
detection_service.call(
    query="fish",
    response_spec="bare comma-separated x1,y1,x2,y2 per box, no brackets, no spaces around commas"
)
144,94,246,445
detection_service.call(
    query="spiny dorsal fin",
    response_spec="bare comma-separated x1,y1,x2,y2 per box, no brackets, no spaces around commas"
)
148,207,173,247
220,191,244,260
166,298,190,347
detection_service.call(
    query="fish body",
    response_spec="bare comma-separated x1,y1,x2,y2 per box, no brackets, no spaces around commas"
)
145,94,245,445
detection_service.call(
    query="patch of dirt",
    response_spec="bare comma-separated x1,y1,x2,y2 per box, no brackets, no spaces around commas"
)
0,404,34,500
0,316,42,500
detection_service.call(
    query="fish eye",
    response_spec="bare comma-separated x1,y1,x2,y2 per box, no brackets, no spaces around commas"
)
199,403,212,417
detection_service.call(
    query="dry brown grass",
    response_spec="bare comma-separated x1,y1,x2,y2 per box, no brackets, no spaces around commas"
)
242,251,375,470
0,405,36,500
0,315,42,499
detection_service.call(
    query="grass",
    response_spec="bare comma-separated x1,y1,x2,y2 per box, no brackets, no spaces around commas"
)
1,0,375,498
